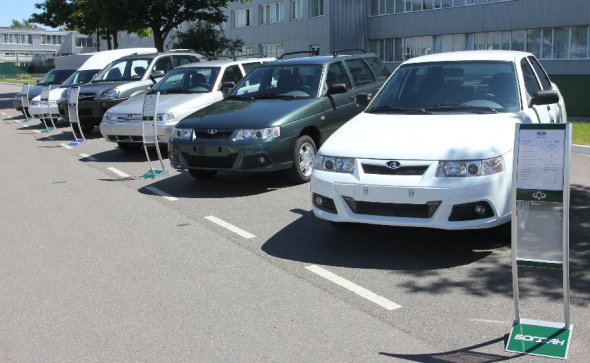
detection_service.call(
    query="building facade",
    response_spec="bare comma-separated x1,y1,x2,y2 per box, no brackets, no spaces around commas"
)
223,0,590,75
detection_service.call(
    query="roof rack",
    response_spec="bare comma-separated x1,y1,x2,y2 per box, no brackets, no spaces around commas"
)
332,48,367,57
278,50,320,60
166,48,195,53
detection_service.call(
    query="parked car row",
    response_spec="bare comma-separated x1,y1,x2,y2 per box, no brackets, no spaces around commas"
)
17,49,567,232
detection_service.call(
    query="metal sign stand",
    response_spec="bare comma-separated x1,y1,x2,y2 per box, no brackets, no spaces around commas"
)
20,83,32,122
67,86,85,146
506,123,573,360
40,85,57,132
140,92,166,179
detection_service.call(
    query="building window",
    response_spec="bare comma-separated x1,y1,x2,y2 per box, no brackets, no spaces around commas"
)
553,27,570,59
261,2,284,24
310,44,320,55
571,26,588,59
76,37,93,48
260,43,284,58
291,0,303,20
311,0,324,17
526,29,541,58
541,28,553,59
2,34,32,44
233,8,251,28
40,35,63,45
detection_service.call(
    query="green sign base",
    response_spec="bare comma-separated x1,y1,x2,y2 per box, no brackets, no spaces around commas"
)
506,318,573,359
141,168,165,179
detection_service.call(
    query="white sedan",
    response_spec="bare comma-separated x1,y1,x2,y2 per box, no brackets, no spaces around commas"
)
311,50,567,230
100,58,274,152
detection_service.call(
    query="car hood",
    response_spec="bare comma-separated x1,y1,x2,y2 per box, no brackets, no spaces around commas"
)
319,113,523,160
177,98,320,129
78,80,137,95
107,92,220,117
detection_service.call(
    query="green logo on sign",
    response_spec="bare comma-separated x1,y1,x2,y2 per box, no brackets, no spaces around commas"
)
506,320,573,359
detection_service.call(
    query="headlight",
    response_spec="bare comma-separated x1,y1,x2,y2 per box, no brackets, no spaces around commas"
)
234,126,280,140
156,112,175,122
100,88,119,100
172,127,193,140
313,155,355,174
436,156,504,177
104,112,118,122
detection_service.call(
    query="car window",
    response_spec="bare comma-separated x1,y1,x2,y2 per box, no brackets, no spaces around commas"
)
174,55,198,66
242,62,262,74
345,58,376,87
527,56,552,90
38,69,74,85
220,65,244,87
154,67,220,93
153,57,174,74
364,57,391,81
326,62,351,89
93,57,152,82
130,59,149,79
520,58,541,95
369,61,519,112
231,64,323,98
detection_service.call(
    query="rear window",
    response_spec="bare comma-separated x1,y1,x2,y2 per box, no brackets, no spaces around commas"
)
364,57,391,81
345,58,376,87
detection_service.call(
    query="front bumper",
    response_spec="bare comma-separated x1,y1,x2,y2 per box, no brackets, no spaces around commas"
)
58,99,125,126
28,103,60,118
169,135,295,172
100,120,176,144
310,159,512,230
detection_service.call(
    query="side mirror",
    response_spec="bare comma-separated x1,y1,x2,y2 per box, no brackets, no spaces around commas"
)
221,82,235,97
356,93,372,108
327,83,347,95
149,70,166,84
530,90,559,107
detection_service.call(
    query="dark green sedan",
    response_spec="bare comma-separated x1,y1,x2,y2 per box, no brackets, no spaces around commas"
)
169,52,389,183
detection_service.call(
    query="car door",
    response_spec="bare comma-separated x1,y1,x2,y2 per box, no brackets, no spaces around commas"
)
527,56,563,123
520,57,552,123
320,61,356,140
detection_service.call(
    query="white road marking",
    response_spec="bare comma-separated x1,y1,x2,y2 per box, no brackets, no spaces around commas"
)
469,318,510,324
79,153,97,161
1,112,6,115
33,130,41,134
107,167,131,179
306,265,402,311
145,186,178,201
205,216,255,239
61,143,73,149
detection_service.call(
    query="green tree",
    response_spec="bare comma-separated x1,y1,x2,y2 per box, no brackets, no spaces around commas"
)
11,19,37,29
172,22,244,58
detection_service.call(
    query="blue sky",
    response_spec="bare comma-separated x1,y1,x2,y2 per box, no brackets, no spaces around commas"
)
1,0,43,27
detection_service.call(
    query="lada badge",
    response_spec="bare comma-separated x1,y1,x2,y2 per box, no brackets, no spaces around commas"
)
208,129,218,135
386,161,401,169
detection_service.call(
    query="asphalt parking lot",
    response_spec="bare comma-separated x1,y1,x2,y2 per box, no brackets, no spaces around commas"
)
1,82,589,362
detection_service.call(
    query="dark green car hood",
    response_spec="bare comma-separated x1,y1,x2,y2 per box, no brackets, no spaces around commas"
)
177,98,322,129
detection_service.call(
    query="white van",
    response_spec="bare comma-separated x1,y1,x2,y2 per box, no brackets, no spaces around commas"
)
29,48,157,120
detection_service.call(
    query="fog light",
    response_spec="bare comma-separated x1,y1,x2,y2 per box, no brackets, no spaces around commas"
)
315,195,323,206
474,204,487,215
468,164,479,175
325,160,334,170
257,156,266,164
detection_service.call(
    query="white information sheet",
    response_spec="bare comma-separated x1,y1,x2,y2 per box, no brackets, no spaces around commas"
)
142,93,159,145
516,129,565,191
68,87,80,124
21,83,30,107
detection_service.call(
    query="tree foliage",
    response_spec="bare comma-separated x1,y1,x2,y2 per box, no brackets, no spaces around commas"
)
172,22,244,58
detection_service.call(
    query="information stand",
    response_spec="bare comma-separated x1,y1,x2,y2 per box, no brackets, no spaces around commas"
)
506,123,573,360
40,85,57,132
67,86,85,146
140,92,166,179
20,83,32,121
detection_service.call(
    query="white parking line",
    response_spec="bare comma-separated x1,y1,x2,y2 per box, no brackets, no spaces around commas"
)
61,143,73,149
79,154,97,161
107,167,131,179
205,216,256,239
33,130,41,134
145,186,178,201
306,265,402,311
1,112,6,115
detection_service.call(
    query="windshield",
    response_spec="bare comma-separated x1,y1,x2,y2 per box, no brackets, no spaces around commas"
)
368,61,520,114
38,69,75,85
61,69,99,87
153,67,220,93
229,64,322,99
93,58,151,82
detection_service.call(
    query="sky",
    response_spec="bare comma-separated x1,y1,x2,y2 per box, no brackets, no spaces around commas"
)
0,0,42,27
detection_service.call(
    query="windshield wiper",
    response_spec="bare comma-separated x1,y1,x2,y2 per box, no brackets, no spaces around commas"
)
160,88,191,94
366,106,431,114
424,104,498,114
252,93,300,100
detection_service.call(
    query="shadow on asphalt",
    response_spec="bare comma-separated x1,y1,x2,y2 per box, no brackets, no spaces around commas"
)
89,145,169,163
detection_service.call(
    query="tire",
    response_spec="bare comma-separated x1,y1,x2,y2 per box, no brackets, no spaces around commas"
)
117,142,143,152
189,169,218,180
287,135,316,184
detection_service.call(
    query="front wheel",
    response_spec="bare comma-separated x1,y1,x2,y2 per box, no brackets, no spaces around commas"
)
287,135,316,184
189,169,218,180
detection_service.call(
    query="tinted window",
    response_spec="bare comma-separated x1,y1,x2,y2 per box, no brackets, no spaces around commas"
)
94,58,151,81
153,57,174,74
520,58,541,95
174,55,198,66
154,67,220,93
326,62,351,89
220,65,244,86
38,69,75,85
345,58,376,87
369,61,519,112
62,69,99,86
527,56,552,90
232,64,322,98
242,62,262,74
364,57,391,81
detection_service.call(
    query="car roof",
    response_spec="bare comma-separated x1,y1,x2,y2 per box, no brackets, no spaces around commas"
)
271,53,378,66
115,51,199,61
403,50,531,64
174,57,276,69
